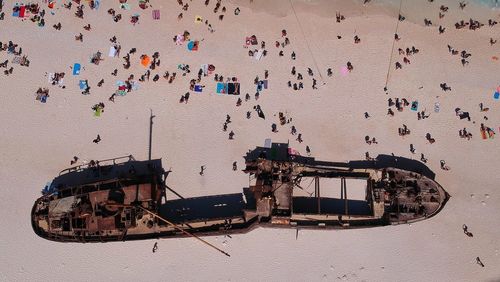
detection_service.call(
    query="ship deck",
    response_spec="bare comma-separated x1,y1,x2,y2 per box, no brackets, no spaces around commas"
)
158,193,247,224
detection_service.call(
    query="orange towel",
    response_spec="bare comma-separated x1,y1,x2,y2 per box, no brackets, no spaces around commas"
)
141,55,150,67
481,129,487,140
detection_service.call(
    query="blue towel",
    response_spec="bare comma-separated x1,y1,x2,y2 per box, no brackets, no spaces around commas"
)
73,63,81,75
494,91,499,100
79,80,88,90
216,82,226,94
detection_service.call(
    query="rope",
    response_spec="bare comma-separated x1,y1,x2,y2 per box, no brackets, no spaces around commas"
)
384,0,404,89
288,0,325,84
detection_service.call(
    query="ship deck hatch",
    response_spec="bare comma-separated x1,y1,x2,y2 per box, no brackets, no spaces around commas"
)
292,198,372,216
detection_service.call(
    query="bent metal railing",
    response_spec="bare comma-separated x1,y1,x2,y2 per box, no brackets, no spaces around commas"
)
59,155,135,176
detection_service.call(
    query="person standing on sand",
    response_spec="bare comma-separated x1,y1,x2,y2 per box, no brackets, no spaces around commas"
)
347,61,353,72
199,165,206,176
420,153,427,163
476,257,485,267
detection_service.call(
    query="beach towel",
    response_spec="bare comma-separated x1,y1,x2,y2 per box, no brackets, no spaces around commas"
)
12,5,20,17
19,5,26,17
262,80,268,89
227,83,240,95
94,108,102,117
131,81,140,91
11,56,22,64
47,73,54,83
187,41,199,51
254,49,264,61
40,95,48,103
73,63,81,75
141,55,150,67
411,101,418,111
175,34,185,45
152,9,160,20
116,90,127,96
108,46,117,57
195,15,203,23
201,64,209,76
194,85,203,92
216,82,226,94
120,3,131,10
48,1,55,9
79,80,88,90
434,102,440,113
494,91,499,100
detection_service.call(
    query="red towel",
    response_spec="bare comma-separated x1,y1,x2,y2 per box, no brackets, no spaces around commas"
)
19,6,26,17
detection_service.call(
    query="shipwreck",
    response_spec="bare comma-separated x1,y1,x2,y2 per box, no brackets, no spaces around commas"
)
32,142,449,254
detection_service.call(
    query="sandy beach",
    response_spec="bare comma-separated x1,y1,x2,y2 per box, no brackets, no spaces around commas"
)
1,0,499,281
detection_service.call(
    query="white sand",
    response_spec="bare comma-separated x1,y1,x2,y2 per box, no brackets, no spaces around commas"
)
1,0,499,281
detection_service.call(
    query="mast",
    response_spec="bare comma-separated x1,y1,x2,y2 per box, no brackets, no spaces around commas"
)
148,109,155,161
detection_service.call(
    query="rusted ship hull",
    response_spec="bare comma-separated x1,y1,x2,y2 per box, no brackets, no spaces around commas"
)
31,144,449,243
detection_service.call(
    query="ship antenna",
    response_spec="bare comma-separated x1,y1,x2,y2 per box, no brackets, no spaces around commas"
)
148,109,156,160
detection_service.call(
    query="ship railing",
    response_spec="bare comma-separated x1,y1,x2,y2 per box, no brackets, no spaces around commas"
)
59,155,136,176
